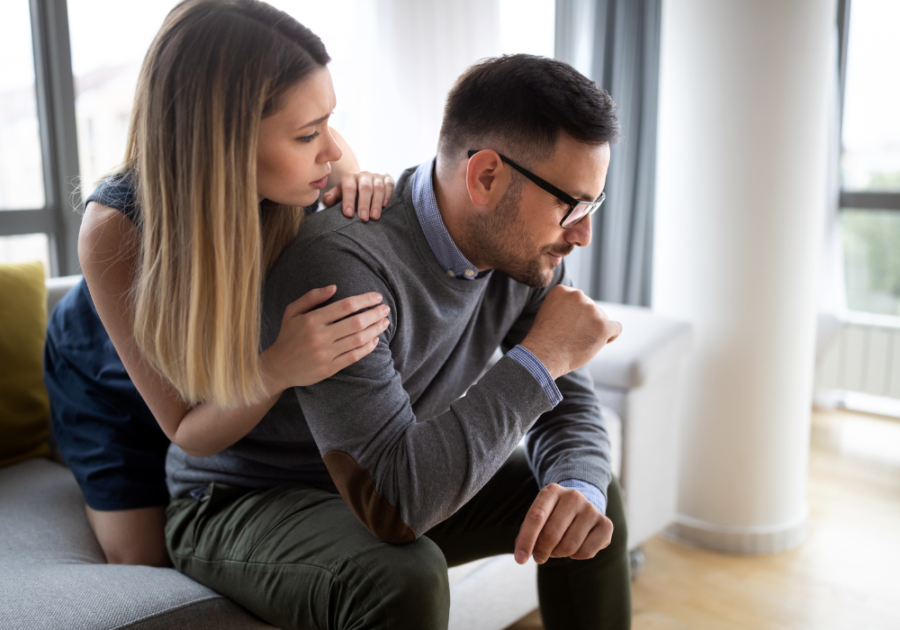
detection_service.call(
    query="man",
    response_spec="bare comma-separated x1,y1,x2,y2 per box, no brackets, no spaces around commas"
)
166,54,629,630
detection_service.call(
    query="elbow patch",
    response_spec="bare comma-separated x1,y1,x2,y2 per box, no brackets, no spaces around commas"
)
323,450,416,544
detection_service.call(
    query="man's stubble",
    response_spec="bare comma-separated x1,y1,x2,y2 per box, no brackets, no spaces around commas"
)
464,176,572,288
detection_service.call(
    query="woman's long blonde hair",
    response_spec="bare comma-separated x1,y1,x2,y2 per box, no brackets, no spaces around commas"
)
123,0,330,407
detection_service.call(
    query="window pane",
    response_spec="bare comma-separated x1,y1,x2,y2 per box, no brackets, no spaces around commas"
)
68,1,177,202
842,0,900,192
0,233,51,276
842,209,900,317
0,1,46,210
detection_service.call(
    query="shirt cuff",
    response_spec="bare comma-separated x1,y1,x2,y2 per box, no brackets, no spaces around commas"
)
558,479,607,515
506,345,563,407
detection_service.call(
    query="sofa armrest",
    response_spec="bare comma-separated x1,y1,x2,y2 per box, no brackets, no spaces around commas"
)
587,302,693,390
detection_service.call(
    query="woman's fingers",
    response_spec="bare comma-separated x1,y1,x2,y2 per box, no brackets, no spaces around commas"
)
286,285,337,317
332,315,390,357
383,175,394,206
369,176,386,220
331,303,390,341
334,171,392,220
356,172,374,222
340,174,358,218
314,291,384,325
322,185,342,208
331,335,380,373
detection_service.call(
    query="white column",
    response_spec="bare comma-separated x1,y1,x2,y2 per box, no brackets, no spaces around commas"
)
652,0,835,554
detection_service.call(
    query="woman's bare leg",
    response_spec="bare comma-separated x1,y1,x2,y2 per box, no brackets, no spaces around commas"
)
85,505,172,567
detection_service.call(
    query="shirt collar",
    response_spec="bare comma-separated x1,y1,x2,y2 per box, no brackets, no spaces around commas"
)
412,158,489,280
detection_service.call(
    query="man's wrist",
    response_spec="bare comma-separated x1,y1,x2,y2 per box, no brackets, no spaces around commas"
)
507,345,563,407
519,340,565,380
558,479,607,515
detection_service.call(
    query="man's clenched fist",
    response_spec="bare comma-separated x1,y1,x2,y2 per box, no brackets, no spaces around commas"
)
521,285,622,380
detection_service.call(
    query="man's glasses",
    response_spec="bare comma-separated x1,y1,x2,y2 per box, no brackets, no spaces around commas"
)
468,150,606,229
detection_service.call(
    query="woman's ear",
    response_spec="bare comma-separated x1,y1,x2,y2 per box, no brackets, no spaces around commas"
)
465,150,509,207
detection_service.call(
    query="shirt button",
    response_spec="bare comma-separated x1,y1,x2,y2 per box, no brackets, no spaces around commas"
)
447,269,456,276
464,269,475,277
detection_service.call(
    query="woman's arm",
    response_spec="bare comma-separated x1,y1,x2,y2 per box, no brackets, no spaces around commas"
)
79,203,388,458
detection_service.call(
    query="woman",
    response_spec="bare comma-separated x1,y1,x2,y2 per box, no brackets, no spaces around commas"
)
44,0,394,567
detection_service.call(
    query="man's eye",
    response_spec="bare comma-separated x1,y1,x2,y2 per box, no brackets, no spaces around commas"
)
297,131,320,144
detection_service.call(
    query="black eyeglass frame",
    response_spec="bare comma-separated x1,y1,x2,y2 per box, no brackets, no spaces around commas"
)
467,149,606,229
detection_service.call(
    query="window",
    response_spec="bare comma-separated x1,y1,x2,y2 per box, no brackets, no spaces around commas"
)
0,1,50,270
0,0,80,276
840,0,900,317
67,0,176,201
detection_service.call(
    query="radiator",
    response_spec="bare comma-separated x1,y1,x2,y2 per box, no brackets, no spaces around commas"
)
816,314,900,401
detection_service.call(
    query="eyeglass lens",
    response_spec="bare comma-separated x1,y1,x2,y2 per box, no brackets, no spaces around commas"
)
562,201,595,228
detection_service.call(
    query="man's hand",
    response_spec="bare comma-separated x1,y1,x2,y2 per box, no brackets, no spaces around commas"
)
520,285,621,380
514,483,614,565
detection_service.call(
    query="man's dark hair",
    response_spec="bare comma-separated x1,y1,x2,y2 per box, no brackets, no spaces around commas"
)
438,54,619,166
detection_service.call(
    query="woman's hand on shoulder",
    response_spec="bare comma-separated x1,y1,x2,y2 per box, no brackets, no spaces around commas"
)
322,171,395,222
262,285,391,393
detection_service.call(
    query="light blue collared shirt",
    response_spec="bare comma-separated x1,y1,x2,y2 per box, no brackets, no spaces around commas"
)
411,159,606,515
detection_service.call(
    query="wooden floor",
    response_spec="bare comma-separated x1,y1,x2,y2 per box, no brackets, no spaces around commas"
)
506,408,900,630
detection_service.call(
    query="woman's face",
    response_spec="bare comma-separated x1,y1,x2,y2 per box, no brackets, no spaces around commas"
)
256,67,342,207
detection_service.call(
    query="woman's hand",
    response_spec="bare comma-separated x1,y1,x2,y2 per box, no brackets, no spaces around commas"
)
322,171,395,222
261,285,390,394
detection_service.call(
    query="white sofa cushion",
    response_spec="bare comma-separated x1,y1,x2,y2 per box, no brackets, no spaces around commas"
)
588,302,693,390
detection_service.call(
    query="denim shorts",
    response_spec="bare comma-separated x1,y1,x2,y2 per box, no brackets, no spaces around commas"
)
43,278,170,511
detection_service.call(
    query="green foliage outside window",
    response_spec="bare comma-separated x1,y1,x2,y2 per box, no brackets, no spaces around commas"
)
842,171,900,316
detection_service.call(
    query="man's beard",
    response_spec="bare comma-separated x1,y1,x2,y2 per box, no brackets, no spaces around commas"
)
464,179,573,288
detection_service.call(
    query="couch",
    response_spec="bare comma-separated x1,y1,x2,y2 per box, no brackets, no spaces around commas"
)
0,274,691,630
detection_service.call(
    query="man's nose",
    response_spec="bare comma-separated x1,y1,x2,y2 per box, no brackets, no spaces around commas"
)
565,213,592,248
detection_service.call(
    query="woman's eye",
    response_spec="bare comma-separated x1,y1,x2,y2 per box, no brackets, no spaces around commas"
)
297,130,320,144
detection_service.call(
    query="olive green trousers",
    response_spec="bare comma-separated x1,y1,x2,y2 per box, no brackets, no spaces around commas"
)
166,447,631,630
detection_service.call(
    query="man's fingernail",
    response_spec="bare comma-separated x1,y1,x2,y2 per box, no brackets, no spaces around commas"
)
515,551,527,563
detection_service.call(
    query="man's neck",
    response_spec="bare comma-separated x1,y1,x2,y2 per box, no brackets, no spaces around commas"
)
431,166,489,272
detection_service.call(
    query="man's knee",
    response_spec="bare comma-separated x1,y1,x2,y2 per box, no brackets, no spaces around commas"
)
337,536,450,630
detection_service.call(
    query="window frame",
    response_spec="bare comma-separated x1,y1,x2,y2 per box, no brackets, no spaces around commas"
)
0,0,81,277
837,0,900,213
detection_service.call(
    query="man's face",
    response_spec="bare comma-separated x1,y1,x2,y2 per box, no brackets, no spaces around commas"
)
469,135,610,288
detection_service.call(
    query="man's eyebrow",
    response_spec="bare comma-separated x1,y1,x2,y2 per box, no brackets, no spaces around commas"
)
296,112,331,131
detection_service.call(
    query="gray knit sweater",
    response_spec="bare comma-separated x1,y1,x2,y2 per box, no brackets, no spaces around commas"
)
166,166,612,543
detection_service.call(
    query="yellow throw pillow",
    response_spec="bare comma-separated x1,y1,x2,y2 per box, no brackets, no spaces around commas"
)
0,260,51,467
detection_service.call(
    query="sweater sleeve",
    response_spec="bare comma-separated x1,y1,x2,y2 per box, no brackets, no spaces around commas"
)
500,262,614,502
264,233,556,543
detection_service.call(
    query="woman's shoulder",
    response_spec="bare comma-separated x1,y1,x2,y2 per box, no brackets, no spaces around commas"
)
85,172,141,225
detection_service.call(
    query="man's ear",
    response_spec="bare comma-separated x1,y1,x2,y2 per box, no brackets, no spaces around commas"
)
465,150,509,207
